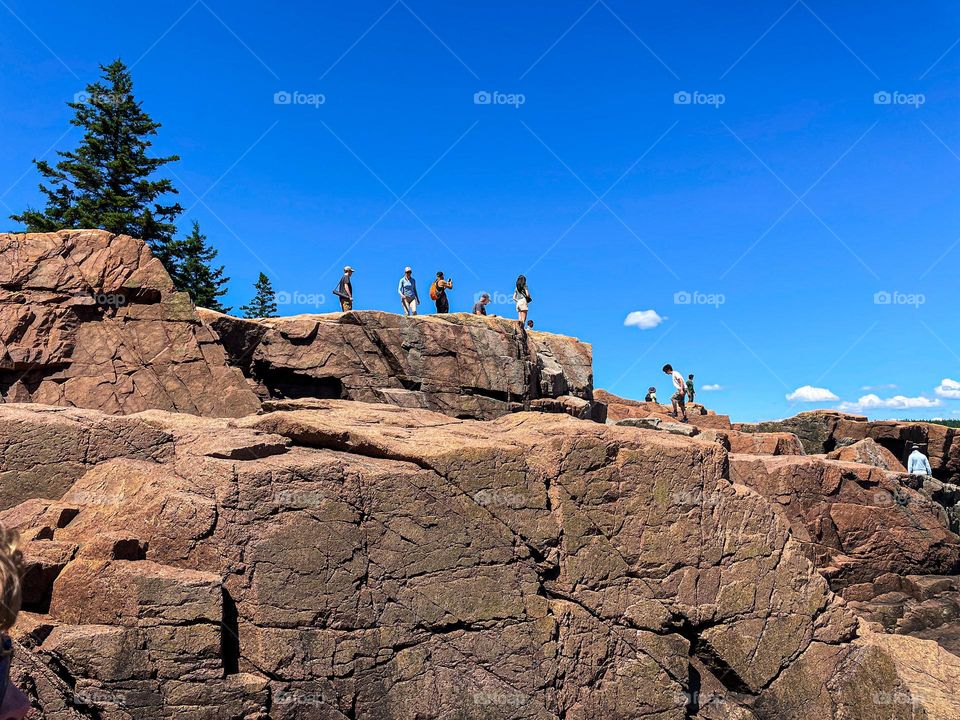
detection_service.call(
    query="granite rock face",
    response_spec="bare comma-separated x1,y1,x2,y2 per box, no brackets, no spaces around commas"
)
201,308,602,421
0,230,260,417
0,400,957,719
736,410,958,480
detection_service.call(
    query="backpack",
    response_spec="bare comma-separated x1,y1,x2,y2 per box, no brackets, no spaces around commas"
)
429,281,439,301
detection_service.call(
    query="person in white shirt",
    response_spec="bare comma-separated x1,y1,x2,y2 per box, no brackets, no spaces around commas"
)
398,266,420,316
907,444,932,476
662,363,688,422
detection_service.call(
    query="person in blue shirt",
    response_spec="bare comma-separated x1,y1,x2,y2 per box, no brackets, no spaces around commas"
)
398,267,420,316
907,444,932,476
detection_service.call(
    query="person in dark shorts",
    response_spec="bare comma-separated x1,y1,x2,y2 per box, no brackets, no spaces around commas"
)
433,271,453,313
686,374,695,404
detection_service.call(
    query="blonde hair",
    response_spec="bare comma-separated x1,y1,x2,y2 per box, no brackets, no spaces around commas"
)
0,525,22,631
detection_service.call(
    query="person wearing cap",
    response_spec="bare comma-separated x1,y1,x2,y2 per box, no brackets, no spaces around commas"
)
334,266,354,311
907,444,933,476
398,267,420,316
644,386,657,403
472,293,496,317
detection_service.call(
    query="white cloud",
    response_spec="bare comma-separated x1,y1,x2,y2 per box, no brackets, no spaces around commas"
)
837,394,942,412
786,385,839,402
701,384,722,391
861,383,897,391
935,378,960,399
623,310,666,330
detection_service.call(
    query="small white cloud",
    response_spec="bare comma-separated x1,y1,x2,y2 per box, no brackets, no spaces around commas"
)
837,394,942,412
861,383,897,391
935,378,960,399
786,385,839,402
701,384,722,391
624,310,666,330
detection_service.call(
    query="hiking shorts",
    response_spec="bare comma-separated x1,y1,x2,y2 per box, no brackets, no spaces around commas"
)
672,391,686,405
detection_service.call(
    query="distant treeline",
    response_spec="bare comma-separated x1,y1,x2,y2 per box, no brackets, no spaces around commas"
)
903,419,960,428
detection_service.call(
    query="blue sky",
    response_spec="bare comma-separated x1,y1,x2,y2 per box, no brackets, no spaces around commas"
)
1,1,958,422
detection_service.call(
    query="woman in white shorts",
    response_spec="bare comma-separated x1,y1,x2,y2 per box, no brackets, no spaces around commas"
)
513,275,531,326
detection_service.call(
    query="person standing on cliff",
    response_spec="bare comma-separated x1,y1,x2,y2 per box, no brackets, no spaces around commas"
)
908,444,933,476
686,374,696,404
473,292,495,316
432,271,453,314
398,267,420,316
514,275,531,327
334,266,354,311
663,364,689,422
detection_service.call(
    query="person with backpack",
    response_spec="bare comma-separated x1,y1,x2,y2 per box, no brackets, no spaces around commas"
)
644,386,657,403
333,266,354,311
514,275,532,327
431,271,453,314
686,374,696,404
662,363,689,422
398,266,420,316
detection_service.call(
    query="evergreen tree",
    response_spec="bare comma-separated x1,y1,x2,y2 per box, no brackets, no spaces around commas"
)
240,273,278,319
11,59,182,266
172,221,230,312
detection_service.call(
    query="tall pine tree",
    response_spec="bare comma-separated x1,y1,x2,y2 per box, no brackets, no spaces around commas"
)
172,221,230,312
240,273,278,319
11,59,182,265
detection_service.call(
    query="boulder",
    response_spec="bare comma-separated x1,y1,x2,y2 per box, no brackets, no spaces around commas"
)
729,454,960,586
0,230,260,417
201,309,601,421
827,437,907,472
0,400,949,718
728,430,805,456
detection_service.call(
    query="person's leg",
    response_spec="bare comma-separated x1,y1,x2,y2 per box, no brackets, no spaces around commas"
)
410,299,418,315
437,296,448,314
401,298,410,316
670,393,678,417
678,393,688,421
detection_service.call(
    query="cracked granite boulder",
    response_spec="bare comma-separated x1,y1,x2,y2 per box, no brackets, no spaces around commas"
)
0,401,957,718
200,308,602,421
0,230,260,417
